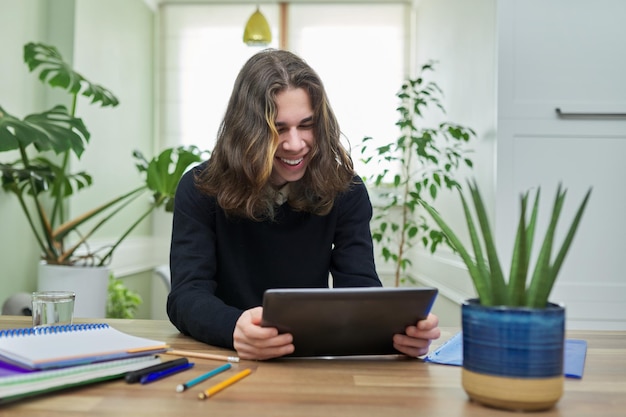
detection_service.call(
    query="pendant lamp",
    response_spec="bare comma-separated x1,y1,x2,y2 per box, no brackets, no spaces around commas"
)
243,6,272,46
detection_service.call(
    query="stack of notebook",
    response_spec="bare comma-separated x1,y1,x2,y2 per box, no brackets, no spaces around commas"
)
0,323,168,404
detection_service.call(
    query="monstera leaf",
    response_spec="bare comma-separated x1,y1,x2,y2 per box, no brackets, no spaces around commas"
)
24,42,119,107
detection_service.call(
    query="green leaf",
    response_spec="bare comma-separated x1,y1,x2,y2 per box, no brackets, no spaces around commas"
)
549,188,592,285
468,180,507,304
144,146,204,209
526,186,592,307
506,190,533,306
420,197,492,305
457,187,493,305
0,105,89,157
24,42,119,108
525,186,565,307
429,183,437,199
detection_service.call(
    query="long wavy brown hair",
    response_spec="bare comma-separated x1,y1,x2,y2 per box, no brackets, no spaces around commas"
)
196,49,355,220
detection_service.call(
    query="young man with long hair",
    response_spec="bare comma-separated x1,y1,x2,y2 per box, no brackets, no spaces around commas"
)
167,49,440,360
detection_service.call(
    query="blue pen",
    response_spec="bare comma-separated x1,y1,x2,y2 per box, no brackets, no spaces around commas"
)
175,363,232,392
140,362,195,384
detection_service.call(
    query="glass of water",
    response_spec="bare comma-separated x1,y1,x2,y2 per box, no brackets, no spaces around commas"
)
31,291,75,327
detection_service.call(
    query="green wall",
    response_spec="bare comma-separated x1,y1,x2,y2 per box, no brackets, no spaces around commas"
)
0,0,157,313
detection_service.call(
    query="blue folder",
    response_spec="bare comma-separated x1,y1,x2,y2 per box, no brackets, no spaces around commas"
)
424,331,587,379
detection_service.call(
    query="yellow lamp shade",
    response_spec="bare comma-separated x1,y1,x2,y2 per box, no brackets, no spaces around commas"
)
243,8,272,46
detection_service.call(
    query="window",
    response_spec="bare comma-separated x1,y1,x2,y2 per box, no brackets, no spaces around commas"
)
159,4,280,149
160,2,407,178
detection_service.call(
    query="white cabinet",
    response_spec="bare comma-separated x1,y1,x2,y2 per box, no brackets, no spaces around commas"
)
498,0,626,120
496,0,626,329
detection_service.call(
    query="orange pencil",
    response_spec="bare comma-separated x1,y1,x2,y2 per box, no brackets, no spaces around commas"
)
197,368,252,400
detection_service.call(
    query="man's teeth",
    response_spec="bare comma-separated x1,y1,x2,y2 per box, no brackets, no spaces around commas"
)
281,157,303,165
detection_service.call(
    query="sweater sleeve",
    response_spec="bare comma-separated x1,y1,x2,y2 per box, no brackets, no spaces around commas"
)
166,166,242,349
330,176,382,288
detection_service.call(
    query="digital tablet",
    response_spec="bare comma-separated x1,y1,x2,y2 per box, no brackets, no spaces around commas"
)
261,287,438,357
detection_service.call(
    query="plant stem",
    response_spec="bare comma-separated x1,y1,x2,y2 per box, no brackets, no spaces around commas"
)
395,134,414,287
16,143,59,258
51,93,78,230
97,197,164,267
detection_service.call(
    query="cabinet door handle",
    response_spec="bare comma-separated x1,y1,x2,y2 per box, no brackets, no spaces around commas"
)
555,108,626,119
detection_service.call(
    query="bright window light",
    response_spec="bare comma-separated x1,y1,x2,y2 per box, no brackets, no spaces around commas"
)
160,3,406,178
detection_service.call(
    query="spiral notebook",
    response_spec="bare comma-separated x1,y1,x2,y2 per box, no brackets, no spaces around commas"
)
0,323,168,370
0,355,161,404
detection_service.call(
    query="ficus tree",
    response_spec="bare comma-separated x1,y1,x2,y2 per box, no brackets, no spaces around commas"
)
360,61,476,286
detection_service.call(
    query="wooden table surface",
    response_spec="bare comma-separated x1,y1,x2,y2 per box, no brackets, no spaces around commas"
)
0,316,624,416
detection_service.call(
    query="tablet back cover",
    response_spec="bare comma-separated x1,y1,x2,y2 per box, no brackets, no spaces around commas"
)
261,287,438,357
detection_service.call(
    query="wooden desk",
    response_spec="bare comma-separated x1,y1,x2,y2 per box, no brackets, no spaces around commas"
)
0,317,624,416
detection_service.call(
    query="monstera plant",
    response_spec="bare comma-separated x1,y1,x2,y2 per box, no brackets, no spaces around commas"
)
0,42,205,267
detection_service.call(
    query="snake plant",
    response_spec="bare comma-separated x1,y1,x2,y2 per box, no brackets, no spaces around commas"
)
420,181,592,308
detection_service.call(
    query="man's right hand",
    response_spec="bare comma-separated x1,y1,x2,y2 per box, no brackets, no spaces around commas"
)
232,306,295,360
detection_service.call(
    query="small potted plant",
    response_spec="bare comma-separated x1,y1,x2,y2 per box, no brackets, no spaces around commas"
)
0,42,205,317
420,180,591,411
106,273,142,319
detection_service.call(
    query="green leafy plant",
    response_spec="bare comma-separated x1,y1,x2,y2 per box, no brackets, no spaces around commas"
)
420,180,592,308
106,273,142,319
0,42,205,266
360,61,476,286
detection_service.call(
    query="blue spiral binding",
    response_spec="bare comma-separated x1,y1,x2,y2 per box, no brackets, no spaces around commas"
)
0,323,109,337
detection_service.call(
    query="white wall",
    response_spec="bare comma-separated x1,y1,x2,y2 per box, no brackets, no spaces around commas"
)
71,0,156,240
0,0,61,306
405,0,497,326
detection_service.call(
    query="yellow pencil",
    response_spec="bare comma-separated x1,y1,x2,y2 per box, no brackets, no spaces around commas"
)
197,368,252,400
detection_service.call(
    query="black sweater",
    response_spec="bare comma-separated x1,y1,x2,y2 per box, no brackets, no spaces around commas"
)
167,165,381,349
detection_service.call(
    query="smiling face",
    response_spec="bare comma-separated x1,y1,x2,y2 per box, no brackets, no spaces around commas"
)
269,87,315,187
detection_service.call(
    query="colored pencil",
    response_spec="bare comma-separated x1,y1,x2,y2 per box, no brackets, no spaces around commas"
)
175,363,232,392
197,368,252,400
168,349,240,363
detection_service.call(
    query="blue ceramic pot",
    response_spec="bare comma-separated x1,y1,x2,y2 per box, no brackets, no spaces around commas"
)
461,298,565,411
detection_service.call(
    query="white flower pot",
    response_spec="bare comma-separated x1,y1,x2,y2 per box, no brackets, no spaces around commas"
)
37,262,109,318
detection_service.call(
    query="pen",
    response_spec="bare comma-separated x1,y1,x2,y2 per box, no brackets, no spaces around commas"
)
140,362,194,384
168,349,240,363
198,368,252,400
176,363,232,392
125,357,189,383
